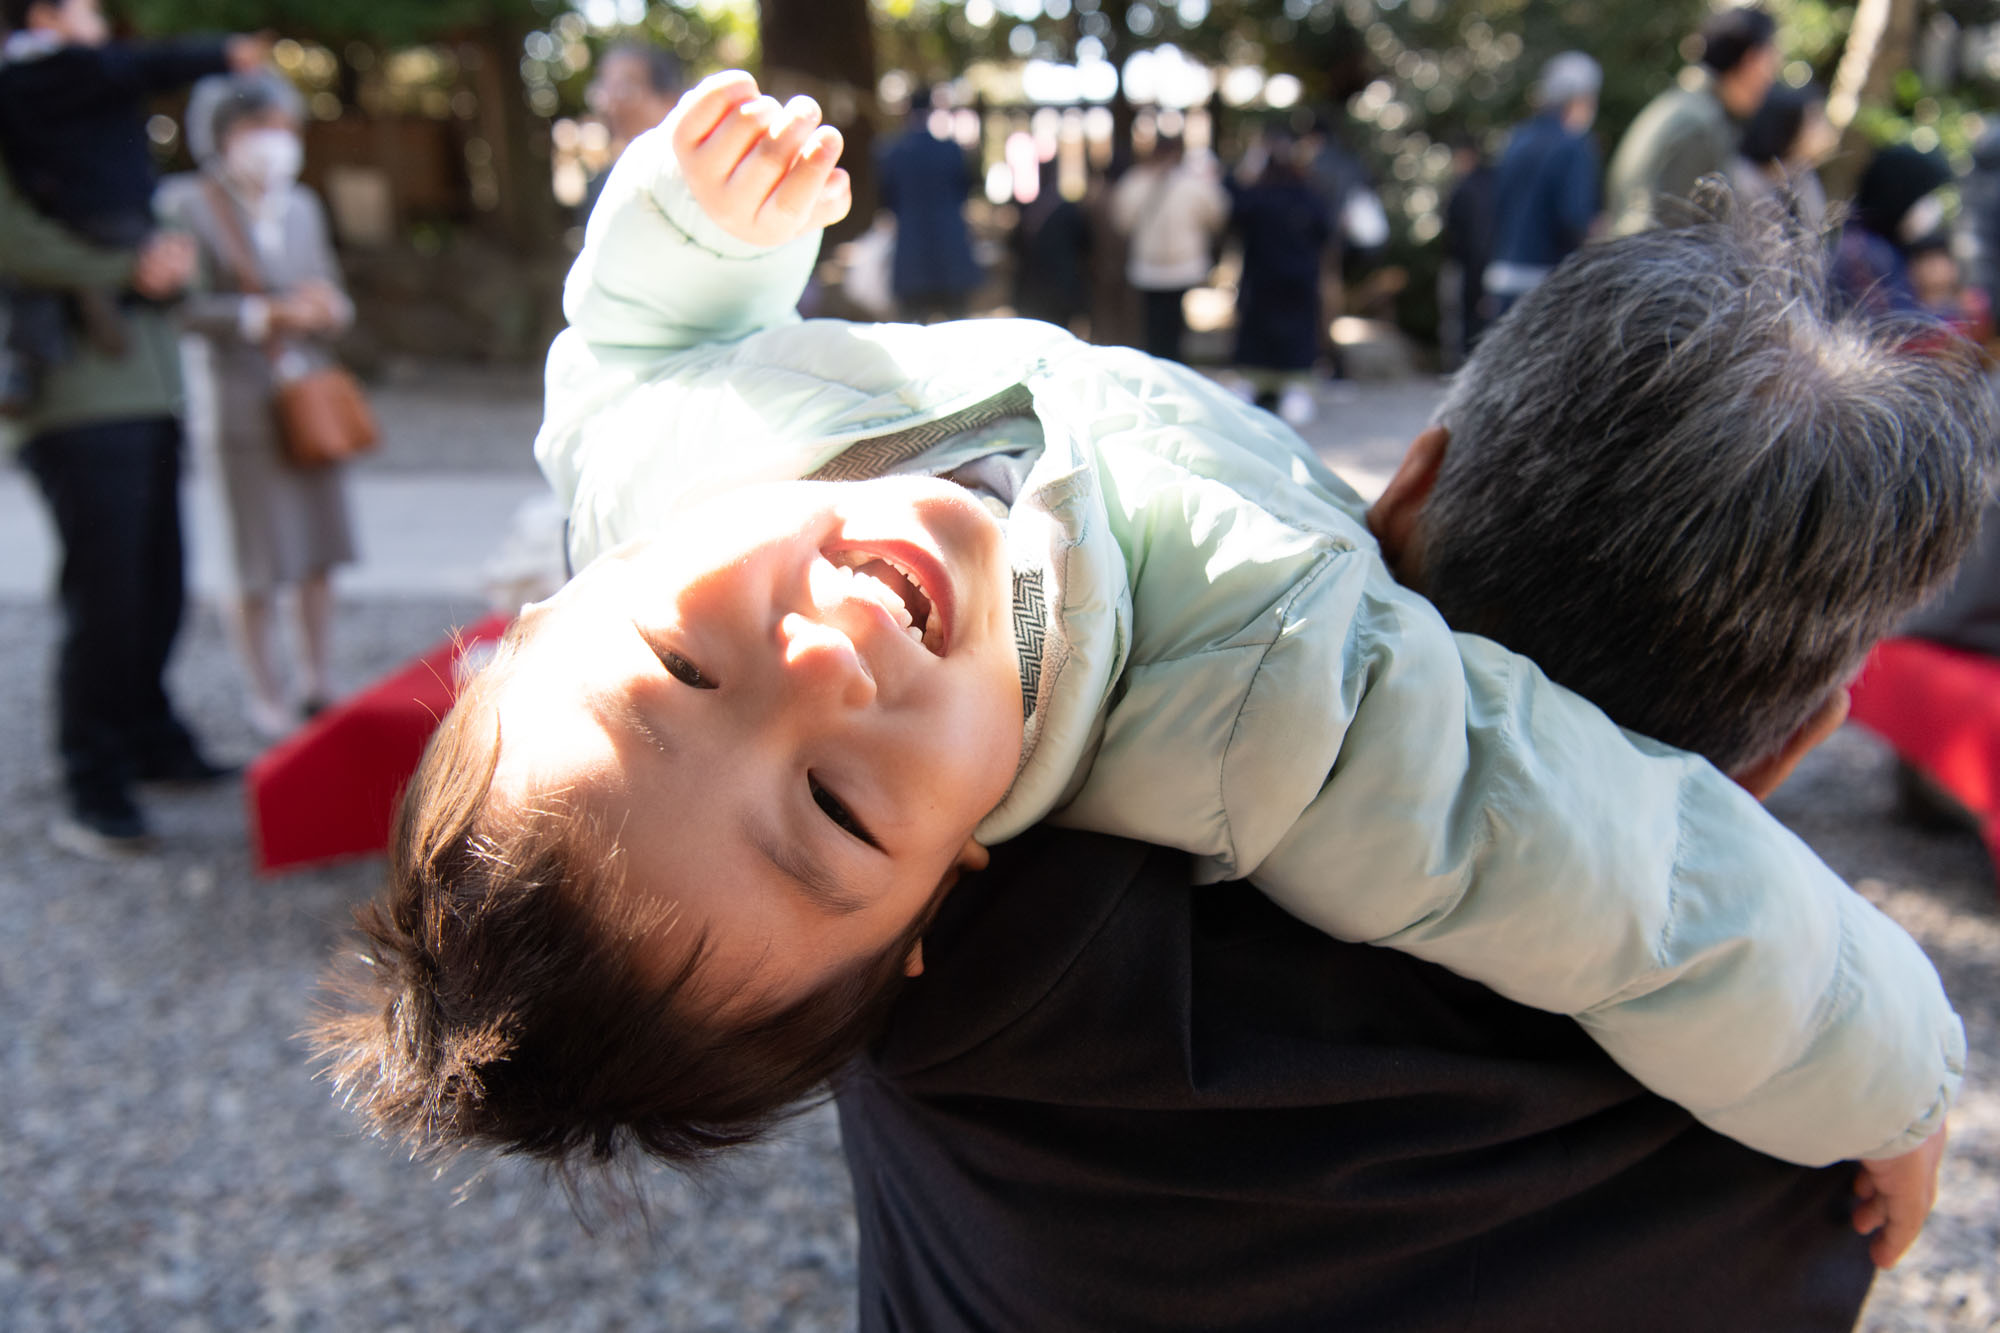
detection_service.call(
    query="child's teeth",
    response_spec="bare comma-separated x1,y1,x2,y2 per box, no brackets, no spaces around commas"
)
906,625,923,643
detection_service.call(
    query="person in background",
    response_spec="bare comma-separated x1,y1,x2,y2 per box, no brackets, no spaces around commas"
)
1110,133,1227,362
1302,117,1384,373
1008,156,1090,335
1731,81,1833,233
1959,125,2000,324
1606,7,1779,233
1438,133,1494,365
0,0,266,854
876,85,982,323
1833,143,1956,319
580,40,681,219
1906,236,1991,342
1227,125,1330,424
156,74,358,741
1484,51,1600,317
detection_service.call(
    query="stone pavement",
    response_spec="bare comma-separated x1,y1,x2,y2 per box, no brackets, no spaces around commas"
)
2,367,1995,1331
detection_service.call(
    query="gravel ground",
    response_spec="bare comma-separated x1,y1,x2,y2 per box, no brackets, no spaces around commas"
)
1,368,1994,1330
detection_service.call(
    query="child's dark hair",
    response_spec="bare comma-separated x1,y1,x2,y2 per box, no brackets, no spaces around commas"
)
311,630,936,1169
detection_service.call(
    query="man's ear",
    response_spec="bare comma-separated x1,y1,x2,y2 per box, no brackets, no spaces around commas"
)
1733,689,1851,801
1367,425,1450,583
905,840,991,977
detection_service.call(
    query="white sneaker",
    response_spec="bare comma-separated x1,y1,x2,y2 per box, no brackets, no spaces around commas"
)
1278,384,1317,426
246,695,299,742
49,813,154,861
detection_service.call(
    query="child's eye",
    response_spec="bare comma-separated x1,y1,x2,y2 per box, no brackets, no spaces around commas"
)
658,648,716,690
809,774,877,847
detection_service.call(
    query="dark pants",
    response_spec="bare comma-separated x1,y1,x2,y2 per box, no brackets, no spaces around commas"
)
20,416,194,804
1139,287,1189,362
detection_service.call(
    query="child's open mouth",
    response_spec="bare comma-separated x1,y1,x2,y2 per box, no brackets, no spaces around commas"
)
826,549,943,655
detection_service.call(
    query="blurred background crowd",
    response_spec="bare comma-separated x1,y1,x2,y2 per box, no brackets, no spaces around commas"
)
11,0,2000,849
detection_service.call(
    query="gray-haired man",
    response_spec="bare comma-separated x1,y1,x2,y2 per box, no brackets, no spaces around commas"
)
841,201,1994,1330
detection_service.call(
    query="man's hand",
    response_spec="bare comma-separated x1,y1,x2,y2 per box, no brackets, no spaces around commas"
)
130,233,196,301
225,32,276,74
1854,1123,1948,1268
668,70,851,249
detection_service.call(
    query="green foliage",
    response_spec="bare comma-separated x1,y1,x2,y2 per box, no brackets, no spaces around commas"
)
117,0,558,45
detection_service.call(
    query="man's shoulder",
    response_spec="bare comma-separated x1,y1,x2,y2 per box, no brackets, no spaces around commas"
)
844,826,1877,1333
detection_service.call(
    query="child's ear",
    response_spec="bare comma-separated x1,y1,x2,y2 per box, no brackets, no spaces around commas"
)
903,940,925,976
954,839,991,874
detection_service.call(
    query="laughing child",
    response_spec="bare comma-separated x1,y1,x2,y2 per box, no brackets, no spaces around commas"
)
317,73,1969,1264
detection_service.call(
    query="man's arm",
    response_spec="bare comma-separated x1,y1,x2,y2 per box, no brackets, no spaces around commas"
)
95,35,242,98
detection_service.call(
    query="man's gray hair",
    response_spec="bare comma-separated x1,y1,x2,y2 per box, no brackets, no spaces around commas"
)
1425,193,1998,772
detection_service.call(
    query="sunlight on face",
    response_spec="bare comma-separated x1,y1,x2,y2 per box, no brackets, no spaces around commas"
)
489,478,1024,1009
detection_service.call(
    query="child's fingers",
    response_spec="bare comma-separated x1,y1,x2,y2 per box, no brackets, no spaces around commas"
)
1850,1194,1886,1236
695,94,786,180
733,96,826,202
763,125,846,223
807,167,854,231
1869,1203,1922,1268
669,70,761,157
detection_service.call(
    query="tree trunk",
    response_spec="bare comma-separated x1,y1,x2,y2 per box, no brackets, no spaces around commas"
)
761,0,878,242
1822,0,1924,199
477,11,563,255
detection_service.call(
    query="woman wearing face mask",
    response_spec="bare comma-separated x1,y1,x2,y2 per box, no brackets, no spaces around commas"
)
157,73,358,739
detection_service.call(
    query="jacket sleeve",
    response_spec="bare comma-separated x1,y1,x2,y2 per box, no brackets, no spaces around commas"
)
1239,562,1962,1168
560,118,821,353
98,38,231,98
152,175,251,341
1555,139,1600,252
0,157,132,289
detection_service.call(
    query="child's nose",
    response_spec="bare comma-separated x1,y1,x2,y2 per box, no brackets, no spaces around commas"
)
778,612,876,709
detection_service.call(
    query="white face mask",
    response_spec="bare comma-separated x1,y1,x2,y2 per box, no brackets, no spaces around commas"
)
226,128,303,192
1900,192,1947,246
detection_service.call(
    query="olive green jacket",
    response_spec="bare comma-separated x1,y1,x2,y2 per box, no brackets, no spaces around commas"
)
0,157,184,447
1605,67,1739,235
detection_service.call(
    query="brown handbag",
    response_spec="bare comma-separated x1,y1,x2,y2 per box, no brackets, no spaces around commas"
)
201,177,379,468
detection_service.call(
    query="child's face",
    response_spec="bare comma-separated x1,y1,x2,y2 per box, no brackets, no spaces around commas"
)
490,477,1025,1009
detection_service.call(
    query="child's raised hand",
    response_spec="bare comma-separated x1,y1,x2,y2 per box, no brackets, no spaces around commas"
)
668,71,851,249
1854,1123,1947,1268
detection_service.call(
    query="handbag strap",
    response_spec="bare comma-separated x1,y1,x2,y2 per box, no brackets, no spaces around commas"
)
200,175,284,364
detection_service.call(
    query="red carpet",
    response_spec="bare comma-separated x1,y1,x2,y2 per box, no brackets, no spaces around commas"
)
246,613,513,874
1847,636,2000,888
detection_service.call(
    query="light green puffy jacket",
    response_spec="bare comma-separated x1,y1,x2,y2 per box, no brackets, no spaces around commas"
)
536,124,1962,1167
